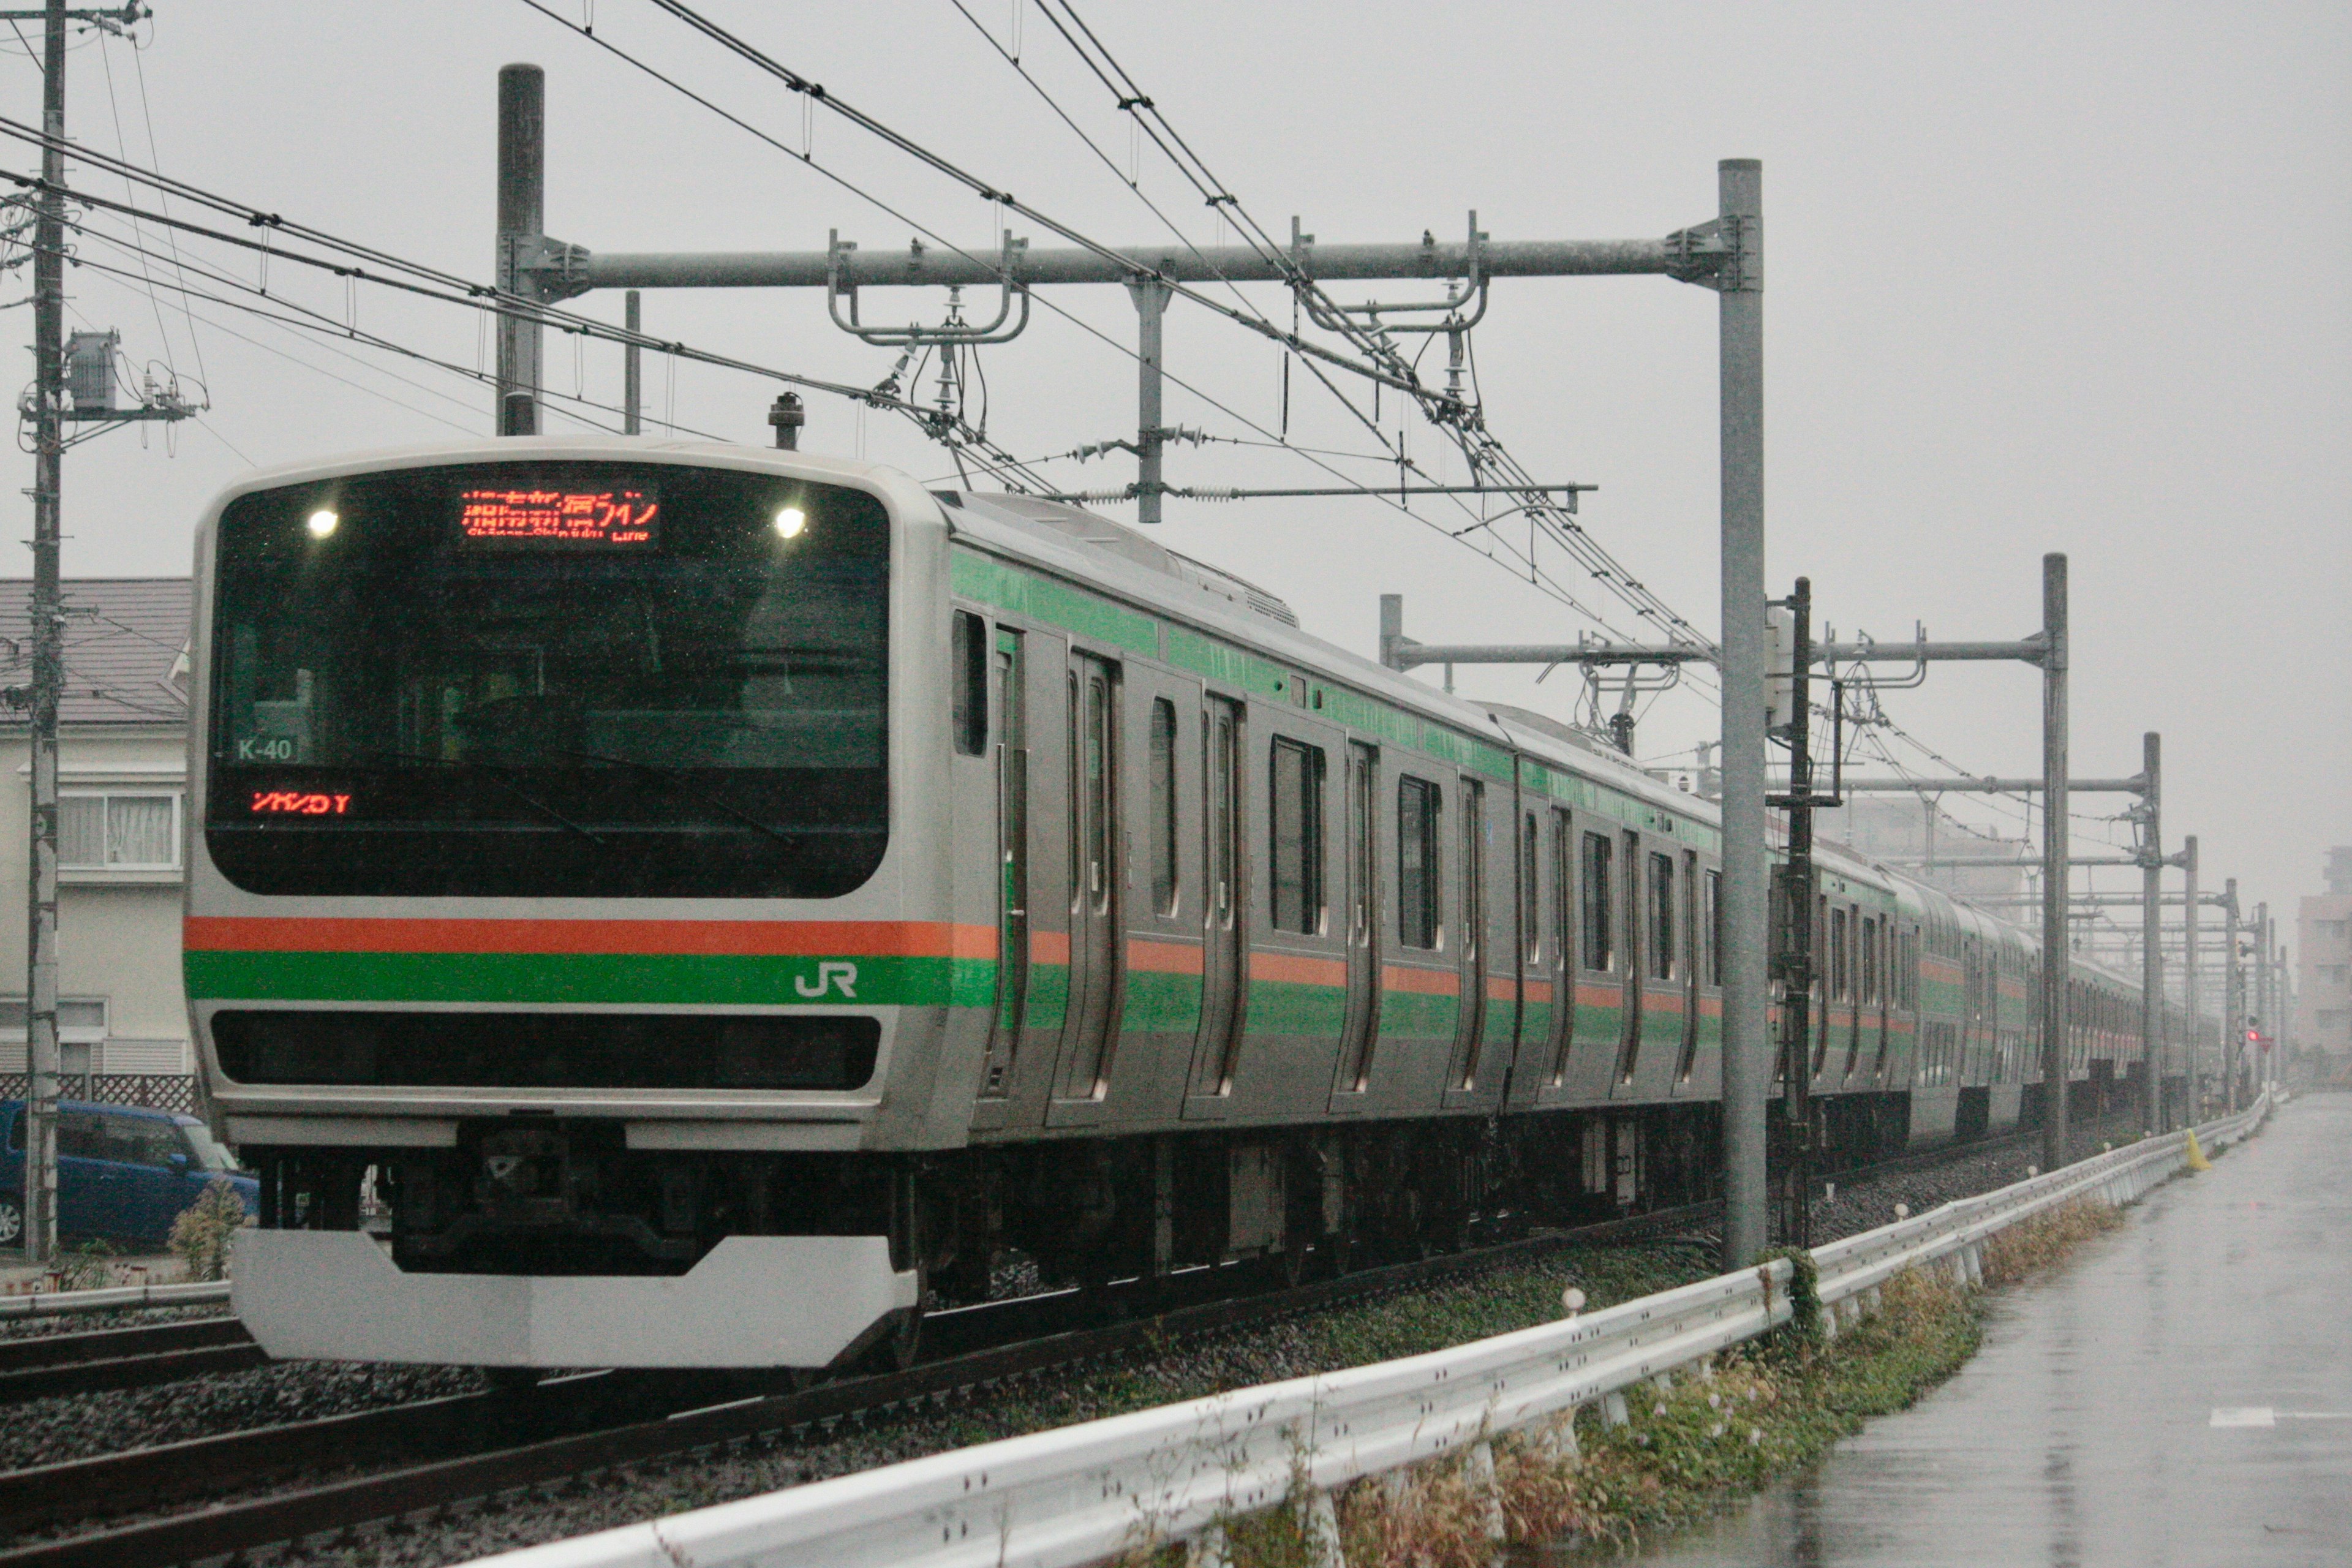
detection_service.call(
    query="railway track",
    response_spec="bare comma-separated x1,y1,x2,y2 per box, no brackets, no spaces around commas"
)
0,1118,2133,1567
0,1318,262,1405
0,1203,1710,1568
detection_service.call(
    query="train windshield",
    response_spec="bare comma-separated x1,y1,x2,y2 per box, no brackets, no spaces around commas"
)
204,459,889,897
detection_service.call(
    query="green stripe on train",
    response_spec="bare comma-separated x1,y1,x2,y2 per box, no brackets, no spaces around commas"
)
185,951,998,1009
951,549,1158,655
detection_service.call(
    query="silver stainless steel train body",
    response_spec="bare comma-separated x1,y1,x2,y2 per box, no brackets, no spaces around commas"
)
188,439,2175,1370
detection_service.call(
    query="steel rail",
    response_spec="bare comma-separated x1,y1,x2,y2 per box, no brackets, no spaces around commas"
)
0,1205,1711,1568
0,1318,260,1404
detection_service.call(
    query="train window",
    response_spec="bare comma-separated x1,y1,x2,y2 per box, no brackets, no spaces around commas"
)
1817,895,1831,1003
1861,916,1877,1004
1581,832,1613,971
1706,870,1723,987
951,610,987,756
1551,813,1575,973
1149,698,1178,916
1461,782,1485,967
1270,737,1326,935
1649,853,1675,980
1521,812,1541,965
1347,744,1378,948
1831,907,1850,1000
1205,700,1242,932
1397,775,1441,949
1077,665,1115,916
1682,853,1698,970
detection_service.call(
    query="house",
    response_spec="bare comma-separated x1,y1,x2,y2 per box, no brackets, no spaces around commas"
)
2299,847,2352,1077
0,579,195,1112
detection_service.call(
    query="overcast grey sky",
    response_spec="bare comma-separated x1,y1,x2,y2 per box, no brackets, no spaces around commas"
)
5,1,2345,937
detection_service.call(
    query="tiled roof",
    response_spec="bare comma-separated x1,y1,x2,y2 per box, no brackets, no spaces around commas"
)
0,578,191,727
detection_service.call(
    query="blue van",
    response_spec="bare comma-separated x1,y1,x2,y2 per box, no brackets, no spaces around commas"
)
0,1100,258,1250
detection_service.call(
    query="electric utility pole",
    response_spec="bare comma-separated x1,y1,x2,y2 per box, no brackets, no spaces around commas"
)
1767,578,1838,1248
10,0,162,1263
19,0,70,1267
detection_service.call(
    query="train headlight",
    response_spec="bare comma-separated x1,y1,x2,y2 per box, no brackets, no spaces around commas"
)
307,509,340,539
773,506,805,540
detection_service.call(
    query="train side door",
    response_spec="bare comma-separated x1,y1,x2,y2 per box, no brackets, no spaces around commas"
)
1330,741,1381,1105
977,628,1029,1107
1051,652,1125,1104
1812,892,1833,1082
1540,808,1576,1098
1185,695,1248,1108
1675,848,1702,1087
1611,831,1644,1091
1874,918,1892,1078
1446,777,1488,1095
1497,801,1543,1107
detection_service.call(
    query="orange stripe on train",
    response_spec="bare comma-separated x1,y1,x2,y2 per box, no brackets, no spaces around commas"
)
1126,938,1205,975
1252,951,1349,988
1382,965,1460,997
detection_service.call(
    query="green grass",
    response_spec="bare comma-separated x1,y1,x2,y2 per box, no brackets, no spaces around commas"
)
1185,1197,2126,1566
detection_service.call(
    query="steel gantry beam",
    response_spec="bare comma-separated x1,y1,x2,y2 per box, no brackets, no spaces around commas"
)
487,70,1776,1265
1872,853,2145,868
1834,775,2149,794
571,237,1699,292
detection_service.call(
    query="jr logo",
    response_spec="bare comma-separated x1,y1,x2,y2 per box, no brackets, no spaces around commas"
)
794,961,859,1000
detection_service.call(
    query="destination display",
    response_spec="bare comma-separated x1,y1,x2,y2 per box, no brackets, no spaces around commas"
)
457,484,660,548
249,790,352,816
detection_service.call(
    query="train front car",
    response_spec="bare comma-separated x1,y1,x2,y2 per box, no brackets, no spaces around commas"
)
190,439,960,1370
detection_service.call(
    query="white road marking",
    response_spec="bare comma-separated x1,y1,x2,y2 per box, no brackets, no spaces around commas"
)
2211,1408,2351,1428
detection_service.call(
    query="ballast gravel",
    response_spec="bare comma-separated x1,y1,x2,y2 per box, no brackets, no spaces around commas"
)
1811,1109,2157,1245
0,1357,486,1472
264,1240,1725,1568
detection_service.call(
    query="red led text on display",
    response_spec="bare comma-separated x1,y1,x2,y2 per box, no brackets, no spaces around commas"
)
458,488,660,546
252,791,351,816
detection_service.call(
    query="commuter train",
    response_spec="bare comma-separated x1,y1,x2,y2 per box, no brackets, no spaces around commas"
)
190,437,2203,1370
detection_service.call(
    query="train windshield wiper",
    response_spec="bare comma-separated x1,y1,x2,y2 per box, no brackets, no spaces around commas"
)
559,750,795,843
362,750,609,846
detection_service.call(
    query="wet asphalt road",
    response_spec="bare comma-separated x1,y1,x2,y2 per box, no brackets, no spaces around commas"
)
1638,1092,2352,1568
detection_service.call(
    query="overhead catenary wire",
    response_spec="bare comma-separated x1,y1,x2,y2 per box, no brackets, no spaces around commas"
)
1023,0,1718,657
514,1,1658,635
0,121,1063,489
28,20,2079,826
602,6,2081,808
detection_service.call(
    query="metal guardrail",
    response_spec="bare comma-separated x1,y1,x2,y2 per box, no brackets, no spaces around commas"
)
0,1279,228,1319
1812,1095,2270,1319
467,1092,2273,1568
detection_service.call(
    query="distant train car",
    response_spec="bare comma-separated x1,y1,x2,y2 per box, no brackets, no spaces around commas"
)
191,437,2169,1371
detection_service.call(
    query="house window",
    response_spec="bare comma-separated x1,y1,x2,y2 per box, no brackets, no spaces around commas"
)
59,792,181,871
0,997,108,1041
